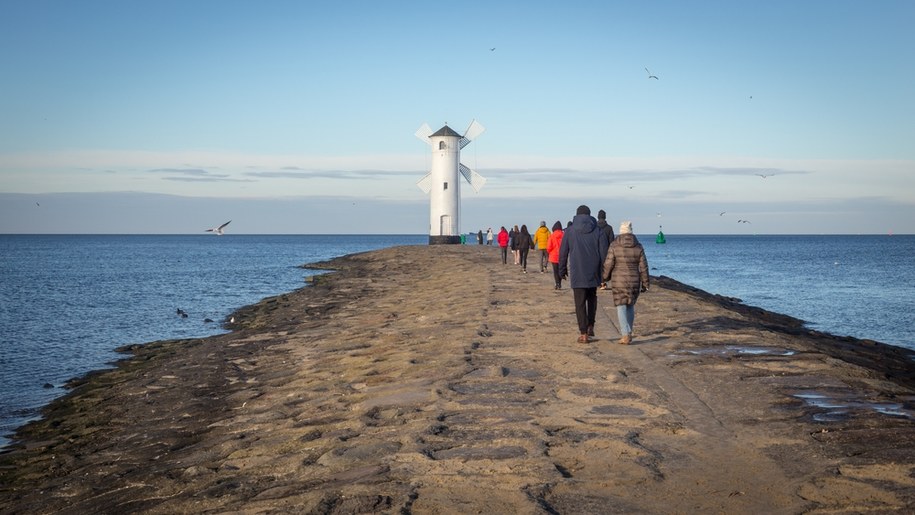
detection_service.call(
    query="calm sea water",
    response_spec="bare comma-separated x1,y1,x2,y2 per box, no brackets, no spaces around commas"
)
1,233,913,447
642,234,914,349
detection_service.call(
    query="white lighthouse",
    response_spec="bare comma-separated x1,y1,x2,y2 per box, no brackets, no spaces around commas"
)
415,120,486,244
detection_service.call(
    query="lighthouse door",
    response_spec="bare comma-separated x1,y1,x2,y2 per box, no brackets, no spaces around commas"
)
439,215,454,236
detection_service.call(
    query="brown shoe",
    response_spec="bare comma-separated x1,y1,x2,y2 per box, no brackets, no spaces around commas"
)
578,334,591,344
619,335,632,345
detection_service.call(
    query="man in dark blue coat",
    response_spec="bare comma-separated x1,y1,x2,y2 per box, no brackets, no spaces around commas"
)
559,205,610,343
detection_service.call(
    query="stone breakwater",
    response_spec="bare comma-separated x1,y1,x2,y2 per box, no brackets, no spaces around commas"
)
1,245,914,514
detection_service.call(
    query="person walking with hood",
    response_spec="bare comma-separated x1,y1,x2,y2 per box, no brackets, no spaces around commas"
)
533,221,551,273
559,205,610,343
546,220,565,290
510,225,520,265
514,224,534,273
497,226,510,264
596,209,615,290
602,221,649,345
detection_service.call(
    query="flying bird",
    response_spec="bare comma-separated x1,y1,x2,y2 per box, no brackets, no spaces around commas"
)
645,67,659,80
738,219,752,224
719,211,727,216
490,47,496,51
756,173,773,179
206,220,231,235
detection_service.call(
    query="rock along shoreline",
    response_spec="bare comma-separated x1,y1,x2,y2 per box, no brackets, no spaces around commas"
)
1,245,913,514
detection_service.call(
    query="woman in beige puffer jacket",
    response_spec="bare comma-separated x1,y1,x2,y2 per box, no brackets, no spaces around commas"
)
601,221,649,345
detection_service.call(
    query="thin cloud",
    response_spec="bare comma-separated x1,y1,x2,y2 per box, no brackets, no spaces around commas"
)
147,168,251,183
244,169,416,180
148,168,216,177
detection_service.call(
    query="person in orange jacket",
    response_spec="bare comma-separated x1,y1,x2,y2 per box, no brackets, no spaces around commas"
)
545,220,564,289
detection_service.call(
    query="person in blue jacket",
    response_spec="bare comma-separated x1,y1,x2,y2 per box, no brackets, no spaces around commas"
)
559,205,610,343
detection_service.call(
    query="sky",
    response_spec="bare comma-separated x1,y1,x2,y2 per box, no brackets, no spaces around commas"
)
1,0,913,235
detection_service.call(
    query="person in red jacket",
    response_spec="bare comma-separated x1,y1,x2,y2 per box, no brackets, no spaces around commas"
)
546,221,564,289
497,226,510,264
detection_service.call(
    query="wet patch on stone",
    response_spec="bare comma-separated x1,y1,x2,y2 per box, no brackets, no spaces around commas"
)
448,381,536,396
680,345,797,358
570,388,640,400
590,405,645,417
429,445,527,461
790,389,915,422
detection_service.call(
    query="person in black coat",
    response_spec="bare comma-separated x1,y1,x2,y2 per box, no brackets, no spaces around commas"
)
558,205,610,343
596,209,615,290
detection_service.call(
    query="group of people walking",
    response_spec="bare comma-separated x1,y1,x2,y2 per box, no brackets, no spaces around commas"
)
492,205,649,346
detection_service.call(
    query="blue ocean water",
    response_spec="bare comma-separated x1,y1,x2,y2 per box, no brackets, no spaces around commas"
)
642,234,915,350
0,234,912,448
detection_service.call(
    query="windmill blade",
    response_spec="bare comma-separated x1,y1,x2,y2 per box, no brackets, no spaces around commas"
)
459,163,486,193
414,123,433,145
416,172,433,194
459,119,485,148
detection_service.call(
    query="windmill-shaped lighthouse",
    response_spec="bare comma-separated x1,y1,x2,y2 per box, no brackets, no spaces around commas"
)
415,120,486,244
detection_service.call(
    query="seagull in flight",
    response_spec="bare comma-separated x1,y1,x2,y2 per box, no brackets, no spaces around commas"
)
719,211,727,216
645,67,659,80
206,220,231,235
738,219,752,224
756,173,773,179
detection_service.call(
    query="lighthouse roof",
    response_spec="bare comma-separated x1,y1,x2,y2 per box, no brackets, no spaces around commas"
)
431,125,462,138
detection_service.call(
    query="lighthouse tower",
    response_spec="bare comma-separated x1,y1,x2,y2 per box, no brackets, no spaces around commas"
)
415,120,486,244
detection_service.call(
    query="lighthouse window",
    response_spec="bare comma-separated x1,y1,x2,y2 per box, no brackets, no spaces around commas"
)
443,182,448,190
439,141,447,150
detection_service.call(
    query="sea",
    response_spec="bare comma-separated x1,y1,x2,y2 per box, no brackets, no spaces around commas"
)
1,233,913,448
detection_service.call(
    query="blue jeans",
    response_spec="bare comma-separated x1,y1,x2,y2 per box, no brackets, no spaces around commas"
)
617,304,635,336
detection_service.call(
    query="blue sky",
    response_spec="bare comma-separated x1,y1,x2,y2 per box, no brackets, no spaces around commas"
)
1,0,913,234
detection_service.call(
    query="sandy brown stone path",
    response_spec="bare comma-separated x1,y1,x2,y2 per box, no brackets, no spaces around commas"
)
1,245,913,514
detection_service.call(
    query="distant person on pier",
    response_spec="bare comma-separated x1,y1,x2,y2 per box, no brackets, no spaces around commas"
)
477,230,484,244
602,221,649,345
534,221,551,273
497,226,510,264
596,209,615,290
559,205,609,343
486,228,493,245
546,221,565,290
510,225,521,265
515,224,534,273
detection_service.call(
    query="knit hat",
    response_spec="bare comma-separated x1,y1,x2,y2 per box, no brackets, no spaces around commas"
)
552,221,563,231
597,209,607,220
540,221,546,227
576,205,591,216
620,221,633,234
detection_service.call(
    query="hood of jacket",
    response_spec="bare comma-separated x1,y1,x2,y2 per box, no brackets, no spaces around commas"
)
571,214,597,234
616,233,640,248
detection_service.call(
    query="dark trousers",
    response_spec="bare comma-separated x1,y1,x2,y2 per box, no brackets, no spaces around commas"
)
552,262,562,287
519,248,529,270
500,246,508,264
572,287,598,334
